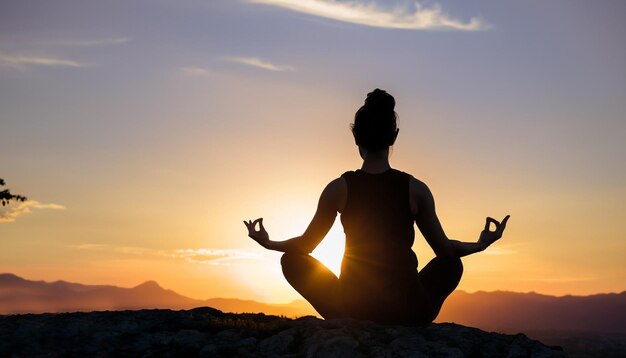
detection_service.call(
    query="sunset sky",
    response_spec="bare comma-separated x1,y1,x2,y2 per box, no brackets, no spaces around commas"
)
1,0,624,303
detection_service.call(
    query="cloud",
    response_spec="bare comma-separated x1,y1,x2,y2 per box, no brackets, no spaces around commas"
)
225,57,295,72
482,247,517,256
71,243,151,255
248,0,487,31
457,241,526,256
168,248,264,265
525,276,597,283
0,200,66,223
0,37,128,70
72,244,263,266
72,243,110,250
38,37,131,47
0,54,88,69
179,66,211,76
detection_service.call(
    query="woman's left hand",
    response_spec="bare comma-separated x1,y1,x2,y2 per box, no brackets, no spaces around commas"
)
478,215,510,250
244,218,270,248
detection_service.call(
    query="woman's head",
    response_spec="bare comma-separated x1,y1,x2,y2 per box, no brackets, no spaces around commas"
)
351,89,399,152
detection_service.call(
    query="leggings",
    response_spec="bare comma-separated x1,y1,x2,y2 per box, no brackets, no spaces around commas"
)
281,253,463,325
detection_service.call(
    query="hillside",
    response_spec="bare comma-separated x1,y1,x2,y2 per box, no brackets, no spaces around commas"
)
0,307,566,357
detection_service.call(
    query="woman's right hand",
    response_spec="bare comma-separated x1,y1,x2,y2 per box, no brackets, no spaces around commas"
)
244,218,270,248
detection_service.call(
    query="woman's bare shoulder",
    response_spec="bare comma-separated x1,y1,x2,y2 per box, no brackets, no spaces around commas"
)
407,175,433,217
320,177,347,213
409,175,431,199
326,176,347,192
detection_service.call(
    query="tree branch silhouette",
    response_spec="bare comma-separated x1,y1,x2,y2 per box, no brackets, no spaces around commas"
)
0,178,27,206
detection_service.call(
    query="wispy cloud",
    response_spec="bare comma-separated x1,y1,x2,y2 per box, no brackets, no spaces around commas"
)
38,37,131,47
249,0,487,31
179,66,211,76
71,243,152,255
72,243,110,250
73,244,263,266
0,54,88,69
482,247,517,256
225,56,295,72
454,241,525,256
525,276,597,283
0,200,65,223
167,248,264,265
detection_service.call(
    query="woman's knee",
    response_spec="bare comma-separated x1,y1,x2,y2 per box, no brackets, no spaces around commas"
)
280,252,313,279
434,255,462,267
281,252,305,268
435,256,463,281
450,257,463,277
446,257,463,283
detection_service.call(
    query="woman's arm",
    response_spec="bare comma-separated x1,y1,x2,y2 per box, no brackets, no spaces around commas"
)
411,177,509,258
244,177,346,254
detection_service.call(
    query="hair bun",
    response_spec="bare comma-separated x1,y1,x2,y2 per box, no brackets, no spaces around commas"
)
352,88,398,151
364,88,395,112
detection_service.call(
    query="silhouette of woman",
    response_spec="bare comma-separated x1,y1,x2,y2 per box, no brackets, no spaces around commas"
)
244,89,509,325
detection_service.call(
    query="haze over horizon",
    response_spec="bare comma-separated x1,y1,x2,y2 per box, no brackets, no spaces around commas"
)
1,0,625,304
3,272,625,337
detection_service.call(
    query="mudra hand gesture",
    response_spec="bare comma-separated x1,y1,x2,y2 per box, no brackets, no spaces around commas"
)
478,215,510,250
244,218,270,248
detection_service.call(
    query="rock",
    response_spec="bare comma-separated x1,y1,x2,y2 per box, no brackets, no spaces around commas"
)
237,336,258,354
258,328,296,355
172,329,208,352
199,343,218,357
0,308,567,357
306,335,361,358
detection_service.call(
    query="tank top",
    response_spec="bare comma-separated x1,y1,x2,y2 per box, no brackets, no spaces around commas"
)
339,169,418,283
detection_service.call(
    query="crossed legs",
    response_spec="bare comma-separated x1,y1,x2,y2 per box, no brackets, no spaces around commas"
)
281,252,463,323
281,252,342,319
416,256,463,323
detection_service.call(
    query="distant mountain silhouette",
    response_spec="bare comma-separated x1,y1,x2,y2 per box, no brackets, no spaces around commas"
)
436,290,626,334
2,273,624,334
204,297,316,317
0,273,316,317
0,273,201,313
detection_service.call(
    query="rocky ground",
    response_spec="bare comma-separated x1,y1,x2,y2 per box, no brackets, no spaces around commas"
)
0,307,567,357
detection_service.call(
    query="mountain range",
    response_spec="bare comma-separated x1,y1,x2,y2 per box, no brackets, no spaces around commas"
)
0,273,316,317
1,273,624,335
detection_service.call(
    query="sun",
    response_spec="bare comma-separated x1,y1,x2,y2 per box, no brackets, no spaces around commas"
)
310,221,345,277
